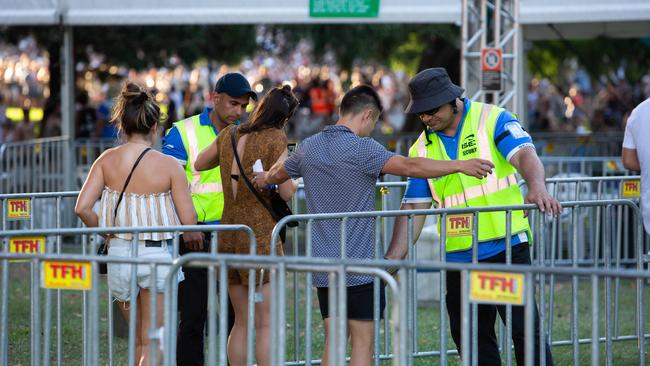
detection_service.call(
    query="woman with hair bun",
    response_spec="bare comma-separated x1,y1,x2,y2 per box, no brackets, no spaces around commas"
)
195,85,299,366
75,82,203,365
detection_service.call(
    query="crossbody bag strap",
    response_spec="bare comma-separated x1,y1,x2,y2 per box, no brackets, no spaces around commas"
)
230,128,280,221
113,147,152,223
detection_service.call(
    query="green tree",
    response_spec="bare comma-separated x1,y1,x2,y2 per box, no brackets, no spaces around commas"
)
528,38,650,86
274,24,458,76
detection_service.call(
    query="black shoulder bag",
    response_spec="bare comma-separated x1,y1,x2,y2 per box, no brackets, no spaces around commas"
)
97,147,152,274
230,128,297,243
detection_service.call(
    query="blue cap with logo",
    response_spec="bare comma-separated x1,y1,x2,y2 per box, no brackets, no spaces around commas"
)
214,73,257,101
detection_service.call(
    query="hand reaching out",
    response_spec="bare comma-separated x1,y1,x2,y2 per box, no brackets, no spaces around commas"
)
458,159,495,179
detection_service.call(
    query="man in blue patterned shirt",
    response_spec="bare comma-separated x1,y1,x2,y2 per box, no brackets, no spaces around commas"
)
256,85,493,366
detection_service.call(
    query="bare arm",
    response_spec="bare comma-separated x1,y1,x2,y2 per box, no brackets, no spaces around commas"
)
385,202,432,260
194,137,220,171
509,146,561,215
622,148,641,171
274,150,298,201
254,156,292,187
75,158,106,228
169,158,204,250
381,155,494,180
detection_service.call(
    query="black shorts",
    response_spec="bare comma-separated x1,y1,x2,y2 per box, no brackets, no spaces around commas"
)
316,282,386,320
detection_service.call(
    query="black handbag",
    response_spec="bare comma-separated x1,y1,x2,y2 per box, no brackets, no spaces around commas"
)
97,147,152,274
230,128,297,243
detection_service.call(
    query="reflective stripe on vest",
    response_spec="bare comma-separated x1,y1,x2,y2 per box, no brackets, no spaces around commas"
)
184,118,223,194
173,115,224,222
409,101,530,252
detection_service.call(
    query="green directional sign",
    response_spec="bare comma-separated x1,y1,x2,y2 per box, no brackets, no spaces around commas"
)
310,0,380,18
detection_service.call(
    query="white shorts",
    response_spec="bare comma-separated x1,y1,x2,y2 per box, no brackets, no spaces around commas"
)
107,238,184,302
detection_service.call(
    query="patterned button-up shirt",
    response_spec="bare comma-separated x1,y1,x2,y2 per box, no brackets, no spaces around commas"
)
284,125,395,287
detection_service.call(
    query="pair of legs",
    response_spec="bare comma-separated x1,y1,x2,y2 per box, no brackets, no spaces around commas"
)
227,282,272,366
118,288,163,366
177,264,235,366
317,282,386,366
446,243,554,366
322,319,374,366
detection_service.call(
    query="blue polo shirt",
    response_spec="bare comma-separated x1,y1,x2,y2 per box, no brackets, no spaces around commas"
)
402,99,534,262
162,107,224,225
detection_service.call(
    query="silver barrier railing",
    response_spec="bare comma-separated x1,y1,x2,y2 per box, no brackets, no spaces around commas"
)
0,136,68,193
0,191,80,231
539,156,630,176
0,225,407,366
0,224,253,366
519,175,642,267
270,200,649,366
73,138,119,187
160,253,404,366
0,137,118,194
2,201,648,365
0,175,640,231
531,131,624,157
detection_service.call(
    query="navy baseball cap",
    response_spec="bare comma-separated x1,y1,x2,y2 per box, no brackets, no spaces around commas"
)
214,73,258,101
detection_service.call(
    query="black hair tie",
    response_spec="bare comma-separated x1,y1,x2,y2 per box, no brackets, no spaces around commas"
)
132,91,148,105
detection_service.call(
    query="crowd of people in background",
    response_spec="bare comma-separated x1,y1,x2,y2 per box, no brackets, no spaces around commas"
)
1,35,650,147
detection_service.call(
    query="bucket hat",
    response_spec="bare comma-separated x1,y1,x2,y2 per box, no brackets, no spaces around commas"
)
405,68,464,114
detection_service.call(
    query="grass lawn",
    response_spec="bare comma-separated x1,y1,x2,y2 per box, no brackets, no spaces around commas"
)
4,264,649,365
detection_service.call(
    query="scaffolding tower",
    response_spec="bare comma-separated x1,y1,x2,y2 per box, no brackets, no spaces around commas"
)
461,0,524,116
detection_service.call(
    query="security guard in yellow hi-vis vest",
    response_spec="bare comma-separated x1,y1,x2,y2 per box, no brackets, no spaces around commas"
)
162,73,256,366
385,68,561,366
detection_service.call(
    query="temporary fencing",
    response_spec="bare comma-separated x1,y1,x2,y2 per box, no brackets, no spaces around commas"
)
1,175,644,261
531,132,624,157
0,136,68,193
539,156,629,176
0,191,79,231
2,194,649,365
270,200,649,365
0,225,405,366
0,135,632,194
0,137,116,194
379,132,624,159
521,175,643,267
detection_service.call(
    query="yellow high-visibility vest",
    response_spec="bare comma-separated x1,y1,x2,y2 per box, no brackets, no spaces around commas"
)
173,115,224,222
408,101,530,253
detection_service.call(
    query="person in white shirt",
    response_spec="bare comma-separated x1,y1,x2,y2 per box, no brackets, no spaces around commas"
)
622,98,650,234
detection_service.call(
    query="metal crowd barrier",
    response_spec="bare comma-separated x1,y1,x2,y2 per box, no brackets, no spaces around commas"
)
0,134,632,194
0,191,80,231
270,200,649,366
1,175,644,260
0,137,117,194
0,225,252,366
1,201,649,365
539,156,630,176
0,136,68,193
531,132,624,157
378,132,625,159
0,225,405,366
